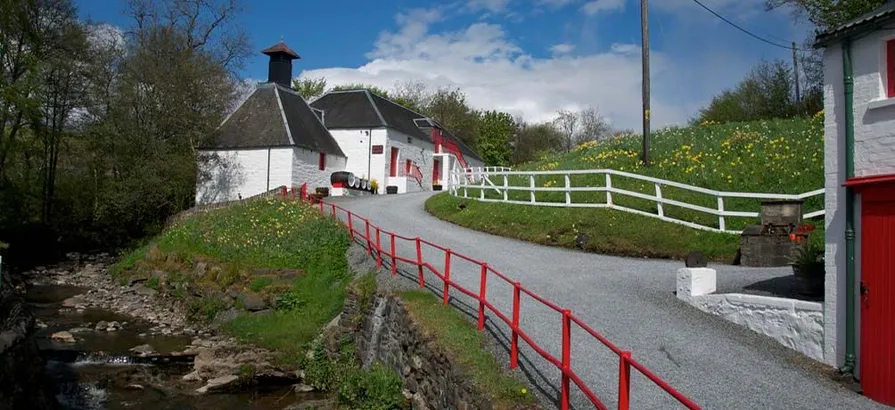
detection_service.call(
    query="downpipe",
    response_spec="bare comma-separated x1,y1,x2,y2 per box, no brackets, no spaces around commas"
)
841,39,857,375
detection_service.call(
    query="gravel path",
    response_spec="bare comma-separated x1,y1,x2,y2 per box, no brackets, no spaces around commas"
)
326,193,883,410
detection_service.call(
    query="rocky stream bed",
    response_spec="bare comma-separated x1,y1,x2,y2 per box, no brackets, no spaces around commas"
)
19,253,329,410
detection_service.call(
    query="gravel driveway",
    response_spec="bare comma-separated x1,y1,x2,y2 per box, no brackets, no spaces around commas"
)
326,192,883,410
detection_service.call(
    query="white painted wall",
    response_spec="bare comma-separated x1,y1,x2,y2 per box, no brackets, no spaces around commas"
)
691,294,825,362
330,128,388,193
386,129,435,193
196,148,292,205
822,28,895,368
292,147,347,191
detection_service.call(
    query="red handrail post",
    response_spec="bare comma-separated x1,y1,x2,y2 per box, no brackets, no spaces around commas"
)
510,281,521,369
319,199,324,213
365,220,372,256
330,203,336,217
375,227,382,269
390,233,397,276
347,214,354,241
415,237,424,289
281,186,287,197
478,264,488,331
442,249,452,306
561,309,572,410
618,351,632,410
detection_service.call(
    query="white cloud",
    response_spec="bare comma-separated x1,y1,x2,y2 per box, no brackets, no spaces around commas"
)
581,0,625,15
550,43,576,54
537,0,577,7
298,9,691,129
465,0,512,13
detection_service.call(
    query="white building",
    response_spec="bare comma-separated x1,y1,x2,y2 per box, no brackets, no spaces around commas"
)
310,90,484,194
815,2,895,405
197,41,484,203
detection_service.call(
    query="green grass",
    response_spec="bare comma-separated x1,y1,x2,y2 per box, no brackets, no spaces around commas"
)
438,116,825,261
111,197,353,364
462,116,824,233
400,291,535,408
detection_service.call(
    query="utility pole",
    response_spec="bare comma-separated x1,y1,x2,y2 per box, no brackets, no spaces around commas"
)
792,41,801,116
641,0,650,167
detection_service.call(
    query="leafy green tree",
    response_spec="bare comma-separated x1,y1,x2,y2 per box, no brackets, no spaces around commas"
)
426,87,480,149
293,77,327,100
766,0,889,31
512,121,563,164
695,59,803,124
476,111,515,166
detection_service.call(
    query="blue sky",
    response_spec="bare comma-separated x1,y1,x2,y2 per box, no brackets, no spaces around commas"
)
75,0,814,129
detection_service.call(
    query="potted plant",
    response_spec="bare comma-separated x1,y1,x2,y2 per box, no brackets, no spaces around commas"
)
433,179,443,191
370,179,379,194
789,226,824,297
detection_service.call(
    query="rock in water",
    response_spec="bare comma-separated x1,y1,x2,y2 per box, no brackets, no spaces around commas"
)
51,331,75,343
129,344,155,356
196,375,239,394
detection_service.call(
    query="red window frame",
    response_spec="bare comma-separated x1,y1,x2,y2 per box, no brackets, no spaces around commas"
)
318,152,326,170
389,147,399,177
887,39,895,98
405,159,412,175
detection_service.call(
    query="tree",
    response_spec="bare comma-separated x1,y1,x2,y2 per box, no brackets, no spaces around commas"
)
695,59,802,124
425,87,481,149
331,83,391,97
512,121,563,164
293,77,327,100
476,111,515,166
553,107,609,152
766,0,888,31
392,79,433,113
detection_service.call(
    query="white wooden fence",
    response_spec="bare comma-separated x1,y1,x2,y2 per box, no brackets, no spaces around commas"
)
450,168,824,234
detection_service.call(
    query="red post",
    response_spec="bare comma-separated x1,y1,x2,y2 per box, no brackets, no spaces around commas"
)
442,249,452,305
510,282,521,369
365,220,372,256
331,203,336,217
390,233,397,276
478,264,488,331
562,309,572,410
415,237,424,289
319,199,324,213
618,351,632,410
281,186,287,197
375,227,382,269
347,214,354,241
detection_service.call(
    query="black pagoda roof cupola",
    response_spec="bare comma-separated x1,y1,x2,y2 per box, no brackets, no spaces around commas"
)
261,41,300,88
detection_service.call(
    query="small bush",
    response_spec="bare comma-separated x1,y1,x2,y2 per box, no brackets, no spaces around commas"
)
187,297,227,322
337,363,408,410
249,276,273,292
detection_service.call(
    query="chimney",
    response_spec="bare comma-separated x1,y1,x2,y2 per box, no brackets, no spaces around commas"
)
261,41,300,88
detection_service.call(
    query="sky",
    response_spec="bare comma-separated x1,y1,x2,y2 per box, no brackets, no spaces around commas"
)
75,0,815,130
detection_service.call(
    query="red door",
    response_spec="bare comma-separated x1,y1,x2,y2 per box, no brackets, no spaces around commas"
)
860,182,895,405
433,158,440,183
389,147,398,177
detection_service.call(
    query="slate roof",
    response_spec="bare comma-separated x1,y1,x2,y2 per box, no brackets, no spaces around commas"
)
310,89,482,162
814,1,895,47
205,82,345,157
262,42,300,59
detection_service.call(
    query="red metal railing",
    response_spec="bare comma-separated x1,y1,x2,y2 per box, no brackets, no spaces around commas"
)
283,186,700,410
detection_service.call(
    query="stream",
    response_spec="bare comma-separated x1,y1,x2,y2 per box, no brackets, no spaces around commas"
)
25,283,322,410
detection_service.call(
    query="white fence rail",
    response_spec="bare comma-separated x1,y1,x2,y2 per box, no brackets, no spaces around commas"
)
450,168,824,234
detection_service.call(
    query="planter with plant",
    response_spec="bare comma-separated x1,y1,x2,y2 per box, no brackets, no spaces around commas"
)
789,225,824,297
370,179,379,194
433,180,443,191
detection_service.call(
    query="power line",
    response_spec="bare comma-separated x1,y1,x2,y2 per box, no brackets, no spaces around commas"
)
691,0,808,51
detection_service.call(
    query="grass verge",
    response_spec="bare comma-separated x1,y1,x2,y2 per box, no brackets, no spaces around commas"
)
400,290,536,408
426,193,747,262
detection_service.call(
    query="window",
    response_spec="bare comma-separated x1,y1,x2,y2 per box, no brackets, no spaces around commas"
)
887,39,895,98
318,152,326,170
405,159,412,175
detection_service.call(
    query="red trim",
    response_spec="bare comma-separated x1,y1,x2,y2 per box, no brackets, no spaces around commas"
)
318,152,326,170
887,39,895,98
405,159,412,175
332,182,344,188
433,158,441,183
390,147,399,177
843,173,895,188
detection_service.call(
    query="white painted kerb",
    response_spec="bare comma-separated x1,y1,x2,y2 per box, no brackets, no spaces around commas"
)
676,268,717,300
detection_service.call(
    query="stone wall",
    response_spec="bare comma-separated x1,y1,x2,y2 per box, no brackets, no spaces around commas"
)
690,293,824,362
340,290,492,410
0,274,58,409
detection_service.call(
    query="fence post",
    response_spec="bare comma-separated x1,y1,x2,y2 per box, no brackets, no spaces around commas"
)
478,264,488,331
503,175,509,201
365,220,372,256
562,309,572,410
511,282,521,369
618,351,632,410
565,173,571,205
717,197,726,232
415,237,424,289
443,249,452,305
529,174,536,204
319,200,324,213
375,227,382,269
480,175,486,200
655,183,664,217
606,173,613,205
390,233,397,276
347,214,354,241
331,203,336,217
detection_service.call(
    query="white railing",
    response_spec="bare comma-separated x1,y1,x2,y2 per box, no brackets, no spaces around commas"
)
465,166,513,175
449,168,824,234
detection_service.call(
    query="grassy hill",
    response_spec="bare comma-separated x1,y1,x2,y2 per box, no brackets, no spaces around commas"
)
428,115,824,261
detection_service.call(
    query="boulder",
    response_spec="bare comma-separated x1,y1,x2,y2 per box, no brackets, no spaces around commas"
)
196,375,239,394
129,344,155,356
133,285,158,297
237,292,267,312
51,331,75,343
